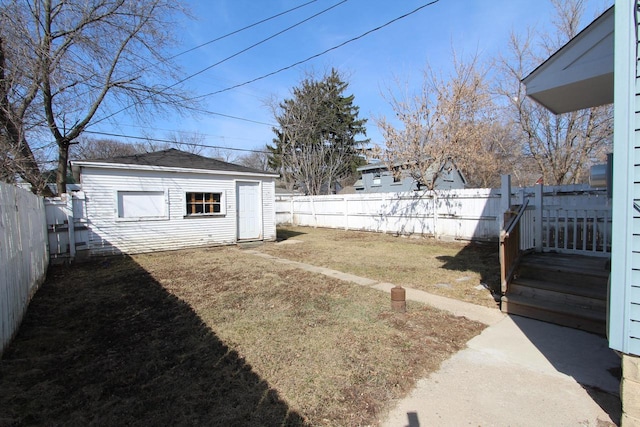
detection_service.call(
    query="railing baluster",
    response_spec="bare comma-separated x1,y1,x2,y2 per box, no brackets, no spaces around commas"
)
583,209,588,252
592,209,598,253
563,209,568,250
554,209,559,249
572,209,577,250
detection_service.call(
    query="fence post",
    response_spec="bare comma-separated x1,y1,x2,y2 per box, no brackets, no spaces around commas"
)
63,193,76,260
311,197,317,228
290,197,294,225
535,183,543,252
344,196,349,231
381,193,387,234
500,175,511,230
432,191,438,238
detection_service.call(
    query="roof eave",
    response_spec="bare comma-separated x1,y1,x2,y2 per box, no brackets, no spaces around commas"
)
522,6,614,114
72,161,279,178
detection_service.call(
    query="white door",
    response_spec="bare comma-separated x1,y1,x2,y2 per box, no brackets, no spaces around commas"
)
237,182,262,240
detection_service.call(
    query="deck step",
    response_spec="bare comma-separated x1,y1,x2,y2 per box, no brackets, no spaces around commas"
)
518,253,609,281
509,277,607,309
501,293,606,335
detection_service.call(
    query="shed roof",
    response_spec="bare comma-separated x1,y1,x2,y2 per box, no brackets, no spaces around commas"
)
521,6,613,114
73,148,278,177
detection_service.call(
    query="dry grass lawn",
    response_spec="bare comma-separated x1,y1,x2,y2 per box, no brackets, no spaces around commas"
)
259,226,501,308
0,246,484,426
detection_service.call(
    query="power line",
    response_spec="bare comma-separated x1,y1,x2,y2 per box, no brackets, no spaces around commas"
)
194,0,441,99
82,130,270,154
64,1,319,118
85,0,440,138
91,0,348,126
100,122,272,142
167,0,348,85
167,0,319,61
190,108,276,126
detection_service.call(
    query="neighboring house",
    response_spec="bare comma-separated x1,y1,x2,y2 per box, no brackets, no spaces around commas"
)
522,3,639,424
275,187,303,198
354,160,466,193
71,148,279,256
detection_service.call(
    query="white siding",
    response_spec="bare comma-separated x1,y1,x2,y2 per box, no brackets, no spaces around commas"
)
80,167,275,255
262,180,276,241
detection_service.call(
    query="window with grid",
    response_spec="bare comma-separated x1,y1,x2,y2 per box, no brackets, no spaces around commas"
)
186,192,223,215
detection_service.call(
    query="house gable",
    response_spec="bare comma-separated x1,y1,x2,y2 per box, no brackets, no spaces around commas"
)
522,6,614,114
355,160,466,193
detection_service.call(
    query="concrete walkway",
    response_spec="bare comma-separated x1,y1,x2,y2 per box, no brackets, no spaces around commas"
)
244,249,622,426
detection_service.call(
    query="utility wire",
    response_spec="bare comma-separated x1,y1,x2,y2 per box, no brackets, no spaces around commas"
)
92,0,348,126
88,1,441,143
167,0,318,61
193,0,441,99
94,122,270,142
189,108,276,126
82,130,270,154
63,1,319,117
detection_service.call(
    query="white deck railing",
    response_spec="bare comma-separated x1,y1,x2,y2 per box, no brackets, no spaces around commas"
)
540,207,611,255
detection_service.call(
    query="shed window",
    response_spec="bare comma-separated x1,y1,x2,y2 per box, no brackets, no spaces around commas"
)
186,192,223,216
372,172,381,186
117,191,167,220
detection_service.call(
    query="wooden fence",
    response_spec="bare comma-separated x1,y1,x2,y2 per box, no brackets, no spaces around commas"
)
0,183,48,355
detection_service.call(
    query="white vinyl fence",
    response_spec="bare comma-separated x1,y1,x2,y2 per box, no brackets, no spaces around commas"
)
0,183,48,355
276,184,612,254
277,188,501,241
45,192,88,262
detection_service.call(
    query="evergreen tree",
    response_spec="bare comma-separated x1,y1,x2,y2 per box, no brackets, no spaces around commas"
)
268,69,368,194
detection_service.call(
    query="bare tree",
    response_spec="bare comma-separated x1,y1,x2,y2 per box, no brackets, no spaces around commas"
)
0,32,49,193
237,148,271,171
374,53,515,189
495,0,613,185
164,131,206,155
71,138,141,160
0,0,194,194
208,147,240,164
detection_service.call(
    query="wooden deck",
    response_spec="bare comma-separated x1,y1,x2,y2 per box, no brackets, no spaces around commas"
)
501,252,610,335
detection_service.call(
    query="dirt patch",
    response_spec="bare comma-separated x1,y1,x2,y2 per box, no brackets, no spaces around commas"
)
0,247,484,426
261,226,501,308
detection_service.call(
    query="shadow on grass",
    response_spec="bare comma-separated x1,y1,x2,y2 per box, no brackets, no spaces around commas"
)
436,241,501,301
276,227,306,241
0,256,307,426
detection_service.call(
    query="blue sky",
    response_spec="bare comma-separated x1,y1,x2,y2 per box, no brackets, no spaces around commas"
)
89,0,612,159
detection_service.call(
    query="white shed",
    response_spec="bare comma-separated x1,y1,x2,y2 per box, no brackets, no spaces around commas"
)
71,149,279,256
